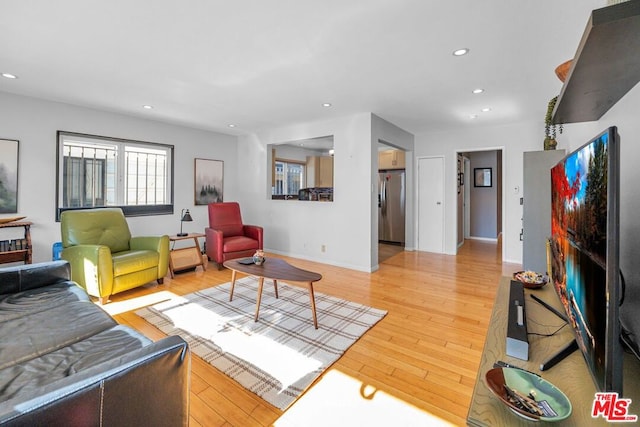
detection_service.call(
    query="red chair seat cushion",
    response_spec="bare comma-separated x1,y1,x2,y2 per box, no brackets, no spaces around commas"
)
223,236,259,253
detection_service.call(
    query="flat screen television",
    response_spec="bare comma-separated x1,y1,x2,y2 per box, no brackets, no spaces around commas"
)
549,126,622,393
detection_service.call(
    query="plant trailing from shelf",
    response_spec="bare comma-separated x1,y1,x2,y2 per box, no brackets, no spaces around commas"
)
544,96,563,150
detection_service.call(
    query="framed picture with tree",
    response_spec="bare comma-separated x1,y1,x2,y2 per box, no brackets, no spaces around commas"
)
194,158,224,205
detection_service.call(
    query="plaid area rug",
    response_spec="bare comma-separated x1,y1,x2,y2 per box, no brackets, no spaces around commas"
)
136,276,387,410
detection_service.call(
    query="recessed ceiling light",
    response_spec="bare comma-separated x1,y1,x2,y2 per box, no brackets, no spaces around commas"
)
472,88,484,94
1,73,18,79
142,105,153,109
228,124,236,128
322,103,332,107
481,107,492,112
453,48,469,56
469,114,478,119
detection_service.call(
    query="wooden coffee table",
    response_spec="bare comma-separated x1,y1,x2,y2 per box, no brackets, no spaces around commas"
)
223,258,323,329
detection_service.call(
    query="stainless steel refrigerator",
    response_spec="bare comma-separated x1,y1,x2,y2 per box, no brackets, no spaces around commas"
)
378,170,405,244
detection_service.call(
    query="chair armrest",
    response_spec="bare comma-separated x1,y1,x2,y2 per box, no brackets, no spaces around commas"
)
205,227,224,263
130,235,170,279
130,235,168,252
243,225,263,249
61,245,113,298
0,261,71,295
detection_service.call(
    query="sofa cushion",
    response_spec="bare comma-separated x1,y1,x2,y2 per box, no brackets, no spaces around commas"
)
223,235,260,253
0,281,89,323
0,301,117,370
112,250,159,277
0,325,151,401
0,261,71,296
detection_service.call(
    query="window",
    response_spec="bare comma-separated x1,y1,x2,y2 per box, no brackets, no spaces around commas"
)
273,160,305,197
57,131,174,218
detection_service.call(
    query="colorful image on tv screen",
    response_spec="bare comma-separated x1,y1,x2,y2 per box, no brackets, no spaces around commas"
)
550,132,609,389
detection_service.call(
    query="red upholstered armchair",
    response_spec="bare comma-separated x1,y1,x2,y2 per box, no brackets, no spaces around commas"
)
205,202,263,269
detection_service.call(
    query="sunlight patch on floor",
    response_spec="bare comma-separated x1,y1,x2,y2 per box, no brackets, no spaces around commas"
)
275,369,455,426
97,291,175,316
147,296,323,392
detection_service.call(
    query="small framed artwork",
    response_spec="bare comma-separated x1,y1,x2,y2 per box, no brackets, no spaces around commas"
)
194,158,224,205
474,167,492,188
0,139,19,213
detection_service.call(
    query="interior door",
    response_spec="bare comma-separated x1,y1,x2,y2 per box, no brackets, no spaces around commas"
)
418,156,444,253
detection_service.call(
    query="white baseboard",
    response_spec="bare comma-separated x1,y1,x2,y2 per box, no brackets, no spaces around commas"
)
264,248,376,273
467,236,498,243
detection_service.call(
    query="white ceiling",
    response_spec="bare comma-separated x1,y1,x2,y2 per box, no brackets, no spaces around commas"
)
0,0,606,136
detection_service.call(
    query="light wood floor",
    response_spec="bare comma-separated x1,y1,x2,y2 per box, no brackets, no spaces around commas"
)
113,240,521,426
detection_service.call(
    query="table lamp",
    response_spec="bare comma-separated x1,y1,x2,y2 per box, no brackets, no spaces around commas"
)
177,209,193,236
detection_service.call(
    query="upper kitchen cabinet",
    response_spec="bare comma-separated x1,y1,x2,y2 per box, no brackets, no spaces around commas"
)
378,149,405,170
553,1,640,124
306,155,334,187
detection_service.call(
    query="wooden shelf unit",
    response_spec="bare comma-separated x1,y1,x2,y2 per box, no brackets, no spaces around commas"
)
0,221,32,265
168,233,206,278
553,1,640,124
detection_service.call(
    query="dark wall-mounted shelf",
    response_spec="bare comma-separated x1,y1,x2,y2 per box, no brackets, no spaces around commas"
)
552,1,640,124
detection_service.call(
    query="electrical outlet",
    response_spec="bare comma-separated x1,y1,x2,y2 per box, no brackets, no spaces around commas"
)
321,245,326,252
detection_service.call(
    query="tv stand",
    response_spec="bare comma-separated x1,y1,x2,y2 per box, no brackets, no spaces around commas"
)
529,293,579,371
540,339,578,371
467,277,640,426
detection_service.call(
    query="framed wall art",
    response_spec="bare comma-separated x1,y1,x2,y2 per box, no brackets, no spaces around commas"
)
0,139,19,213
474,167,492,188
194,158,224,205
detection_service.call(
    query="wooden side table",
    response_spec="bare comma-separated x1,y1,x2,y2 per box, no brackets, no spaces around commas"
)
168,233,206,278
0,221,32,266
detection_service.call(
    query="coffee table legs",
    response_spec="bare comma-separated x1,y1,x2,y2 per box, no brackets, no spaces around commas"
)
308,282,318,329
254,277,265,322
232,274,317,329
229,270,237,301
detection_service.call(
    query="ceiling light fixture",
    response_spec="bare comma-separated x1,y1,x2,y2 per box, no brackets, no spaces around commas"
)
322,103,332,107
1,73,18,79
452,48,469,56
470,114,478,119
142,105,153,109
472,88,484,94
228,124,236,128
481,107,492,112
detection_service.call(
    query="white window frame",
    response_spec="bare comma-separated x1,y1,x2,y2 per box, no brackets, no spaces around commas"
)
273,159,305,196
56,131,174,219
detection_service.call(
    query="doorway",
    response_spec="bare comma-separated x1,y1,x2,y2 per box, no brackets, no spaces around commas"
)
457,149,503,258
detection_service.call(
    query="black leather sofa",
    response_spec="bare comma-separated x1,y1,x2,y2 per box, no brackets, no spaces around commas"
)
0,261,190,426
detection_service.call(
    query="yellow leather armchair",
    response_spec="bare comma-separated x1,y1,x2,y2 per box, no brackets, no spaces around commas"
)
60,208,169,304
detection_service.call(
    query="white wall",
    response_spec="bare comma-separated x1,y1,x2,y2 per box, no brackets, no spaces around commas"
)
568,83,640,301
415,121,542,263
0,92,238,263
1,95,415,273
414,80,640,266
236,113,373,271
236,113,414,272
